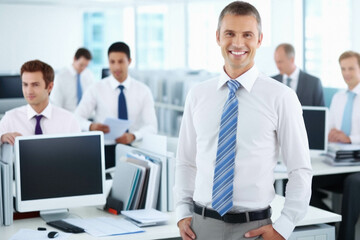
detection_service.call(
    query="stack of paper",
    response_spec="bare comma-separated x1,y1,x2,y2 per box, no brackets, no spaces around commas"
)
121,208,169,227
64,217,143,237
324,143,360,166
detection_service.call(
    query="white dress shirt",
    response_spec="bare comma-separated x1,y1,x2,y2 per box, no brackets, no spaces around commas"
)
174,66,312,239
0,103,81,143
74,74,157,141
51,66,95,112
282,67,300,91
329,83,360,144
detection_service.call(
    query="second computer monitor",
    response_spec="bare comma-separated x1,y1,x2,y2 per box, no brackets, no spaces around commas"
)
302,106,328,156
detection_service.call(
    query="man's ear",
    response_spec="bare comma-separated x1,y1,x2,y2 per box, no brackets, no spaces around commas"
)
216,30,221,46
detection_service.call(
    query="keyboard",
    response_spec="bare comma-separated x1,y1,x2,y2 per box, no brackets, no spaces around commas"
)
47,220,85,233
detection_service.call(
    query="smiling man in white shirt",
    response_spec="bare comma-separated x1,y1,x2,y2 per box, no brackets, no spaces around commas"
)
0,60,80,145
51,48,95,112
75,42,157,145
174,2,312,240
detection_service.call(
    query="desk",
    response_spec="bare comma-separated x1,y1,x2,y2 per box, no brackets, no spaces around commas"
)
275,156,360,180
0,195,340,240
274,156,360,194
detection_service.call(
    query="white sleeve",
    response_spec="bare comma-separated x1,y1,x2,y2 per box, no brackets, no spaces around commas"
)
174,89,197,223
273,89,313,239
74,86,97,131
132,87,158,140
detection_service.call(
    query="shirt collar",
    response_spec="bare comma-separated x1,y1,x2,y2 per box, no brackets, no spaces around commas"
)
217,65,259,92
26,103,52,120
350,82,360,95
109,74,132,90
283,67,300,81
68,65,78,76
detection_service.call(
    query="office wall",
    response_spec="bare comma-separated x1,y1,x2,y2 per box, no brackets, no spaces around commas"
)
0,4,83,74
351,0,360,51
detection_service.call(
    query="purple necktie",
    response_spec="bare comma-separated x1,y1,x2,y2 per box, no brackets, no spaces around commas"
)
35,115,43,135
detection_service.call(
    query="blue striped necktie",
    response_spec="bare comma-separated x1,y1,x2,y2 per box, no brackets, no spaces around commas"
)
76,73,82,104
341,91,356,136
212,79,241,216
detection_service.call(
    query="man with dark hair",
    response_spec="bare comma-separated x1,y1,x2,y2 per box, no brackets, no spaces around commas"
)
272,43,325,106
174,2,312,240
51,47,95,112
0,60,80,145
75,42,157,145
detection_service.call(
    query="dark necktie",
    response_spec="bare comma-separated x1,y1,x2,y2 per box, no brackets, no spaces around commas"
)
35,115,43,135
286,77,292,87
212,79,241,216
118,85,128,120
76,73,82,104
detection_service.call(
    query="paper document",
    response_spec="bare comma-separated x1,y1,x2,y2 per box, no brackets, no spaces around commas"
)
328,143,360,152
9,229,70,240
121,208,169,227
65,217,144,237
103,118,131,143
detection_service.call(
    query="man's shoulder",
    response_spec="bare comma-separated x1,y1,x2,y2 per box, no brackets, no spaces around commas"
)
270,74,282,81
52,105,76,118
4,105,27,115
56,67,72,78
299,70,320,81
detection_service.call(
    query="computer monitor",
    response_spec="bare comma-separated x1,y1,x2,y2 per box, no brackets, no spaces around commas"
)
0,75,27,115
302,106,328,156
101,68,110,79
14,131,106,222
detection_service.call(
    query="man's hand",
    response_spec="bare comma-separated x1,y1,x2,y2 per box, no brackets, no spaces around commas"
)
328,128,351,143
245,224,284,240
89,123,110,133
178,217,195,240
115,132,135,144
1,132,22,145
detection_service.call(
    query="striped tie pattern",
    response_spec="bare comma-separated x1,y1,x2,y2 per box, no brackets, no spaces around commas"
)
212,79,241,216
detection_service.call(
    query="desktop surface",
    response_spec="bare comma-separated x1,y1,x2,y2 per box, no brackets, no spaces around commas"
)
0,195,340,240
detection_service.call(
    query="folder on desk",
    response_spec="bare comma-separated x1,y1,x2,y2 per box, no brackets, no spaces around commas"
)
111,161,142,211
126,152,161,210
116,144,167,211
0,144,14,226
125,157,150,209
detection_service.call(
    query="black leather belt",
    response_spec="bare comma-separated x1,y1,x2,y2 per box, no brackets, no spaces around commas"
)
193,203,271,223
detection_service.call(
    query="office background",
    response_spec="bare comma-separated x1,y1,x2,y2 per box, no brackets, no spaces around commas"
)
1,0,360,136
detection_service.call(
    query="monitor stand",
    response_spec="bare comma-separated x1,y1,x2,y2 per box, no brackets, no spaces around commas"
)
40,209,69,222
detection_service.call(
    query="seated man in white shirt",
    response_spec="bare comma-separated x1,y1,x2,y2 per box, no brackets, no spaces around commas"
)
0,60,81,145
75,42,157,145
51,48,95,112
310,51,360,240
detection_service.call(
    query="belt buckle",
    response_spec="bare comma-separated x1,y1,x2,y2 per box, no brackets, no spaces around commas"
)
245,212,250,222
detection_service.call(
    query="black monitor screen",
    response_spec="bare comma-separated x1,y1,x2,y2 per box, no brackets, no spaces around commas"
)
18,135,103,201
302,109,326,150
0,75,23,99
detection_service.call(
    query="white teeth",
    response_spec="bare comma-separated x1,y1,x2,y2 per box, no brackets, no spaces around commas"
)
231,51,245,55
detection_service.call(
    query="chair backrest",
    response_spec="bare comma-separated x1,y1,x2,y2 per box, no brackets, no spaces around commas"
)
323,87,340,108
